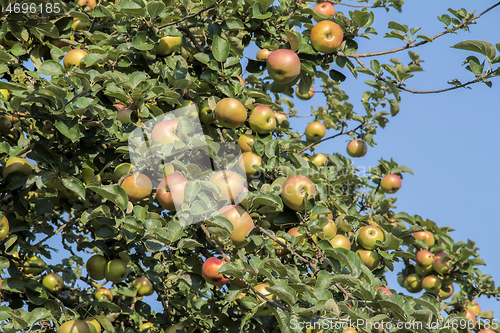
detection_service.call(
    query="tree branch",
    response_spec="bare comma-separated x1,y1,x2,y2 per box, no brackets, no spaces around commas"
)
330,1,374,8
297,123,364,154
343,1,500,58
159,1,219,29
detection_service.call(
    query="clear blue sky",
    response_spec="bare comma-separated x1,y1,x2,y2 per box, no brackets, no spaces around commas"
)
41,0,500,316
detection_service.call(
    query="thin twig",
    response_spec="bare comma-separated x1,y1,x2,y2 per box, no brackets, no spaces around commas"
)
330,1,374,8
297,123,364,154
159,2,219,29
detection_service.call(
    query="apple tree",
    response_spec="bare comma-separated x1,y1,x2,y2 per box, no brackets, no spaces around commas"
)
0,0,500,332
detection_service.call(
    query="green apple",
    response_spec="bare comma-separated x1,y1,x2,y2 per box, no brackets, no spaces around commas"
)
95,288,113,301
58,320,91,333
249,105,276,134
237,133,256,153
304,122,326,141
274,112,288,127
155,36,182,56
330,234,351,250
404,273,422,293
311,153,327,167
287,227,307,245
215,98,247,129
380,174,402,194
84,318,101,333
281,175,316,211
105,259,128,283
199,100,215,124
317,217,337,239
346,139,368,158
375,286,392,295
24,256,46,276
63,49,88,71
272,236,289,256
433,252,452,275
422,274,441,294
251,283,276,316
266,49,301,84
310,21,343,54
238,152,262,177
114,163,135,181
151,119,181,145
165,324,187,333
3,157,32,178
0,214,9,241
438,284,454,300
415,263,433,276
114,104,133,124
357,250,380,271
86,254,107,280
133,277,154,296
295,86,315,100
256,48,271,60
357,225,384,250
42,273,64,293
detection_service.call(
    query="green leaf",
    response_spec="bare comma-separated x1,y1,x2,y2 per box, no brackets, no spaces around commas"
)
267,285,297,307
177,238,203,249
146,1,165,19
28,308,51,327
252,193,283,210
55,119,81,142
389,99,399,116
39,60,65,76
315,270,333,289
87,185,129,211
184,180,201,203
95,315,116,333
388,21,408,33
212,36,230,63
452,40,496,60
62,176,85,199
206,214,234,235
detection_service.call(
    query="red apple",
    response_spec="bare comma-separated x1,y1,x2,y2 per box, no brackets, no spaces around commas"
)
215,98,247,129
357,225,384,250
76,0,97,11
413,231,435,247
380,174,402,194
249,105,276,134
120,173,153,203
465,300,481,316
156,173,188,211
295,86,315,100
375,286,392,295
416,249,434,267
281,175,316,211
310,21,343,54
219,205,255,248
202,257,229,286
95,288,113,301
266,49,301,84
209,170,244,202
304,122,326,141
313,2,336,20
346,139,368,158
287,227,307,245
151,119,180,145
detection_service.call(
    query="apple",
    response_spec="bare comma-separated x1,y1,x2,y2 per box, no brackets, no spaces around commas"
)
346,139,368,158
251,283,276,316
330,234,351,250
114,104,133,124
274,112,288,126
0,214,9,241
239,152,262,177
202,257,229,286
58,320,91,333
256,48,271,60
357,250,380,271
199,100,215,124
415,263,433,276
317,217,337,239
413,231,435,247
344,328,357,333
380,174,402,194
478,330,496,333
0,115,11,132
459,309,477,322
281,175,316,211
165,324,187,333
139,323,154,331
433,252,452,275
295,86,315,100
310,21,343,54
133,277,154,296
304,122,326,141
156,173,188,211
0,89,9,100
3,157,32,178
375,286,392,295
287,227,307,245
209,170,243,202
238,186,249,209
422,274,442,294
219,205,255,248
120,173,153,203
313,2,336,20
95,288,113,301
438,284,454,300
357,225,384,250
43,273,64,293
155,36,182,56
311,153,327,167
105,259,128,283
237,133,255,153
272,236,289,256
236,76,245,86
76,0,96,11
24,256,46,276
113,163,134,181
249,105,276,134
404,273,422,293
266,49,301,84
215,98,247,129
466,300,481,316
416,249,434,267
151,119,180,145
63,49,88,71
71,18,90,31
84,318,101,333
